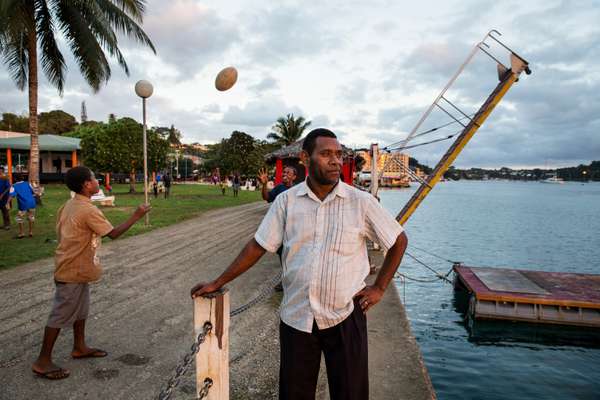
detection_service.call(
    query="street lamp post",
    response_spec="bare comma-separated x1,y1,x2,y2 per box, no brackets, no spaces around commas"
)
135,80,154,226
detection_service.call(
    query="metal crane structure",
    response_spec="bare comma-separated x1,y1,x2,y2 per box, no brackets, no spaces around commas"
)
370,30,531,225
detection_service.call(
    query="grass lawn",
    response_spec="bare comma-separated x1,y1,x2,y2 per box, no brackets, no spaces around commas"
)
0,183,261,270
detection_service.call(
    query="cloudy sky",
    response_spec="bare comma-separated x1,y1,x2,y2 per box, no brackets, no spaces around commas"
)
1,0,599,168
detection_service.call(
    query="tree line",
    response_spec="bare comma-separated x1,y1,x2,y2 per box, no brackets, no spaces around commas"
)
442,162,600,181
57,112,312,191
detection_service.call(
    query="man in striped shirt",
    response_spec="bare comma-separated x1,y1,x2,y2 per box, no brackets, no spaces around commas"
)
191,128,408,400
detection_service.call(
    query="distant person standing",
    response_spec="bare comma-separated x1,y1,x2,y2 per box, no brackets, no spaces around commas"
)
0,169,11,230
163,173,172,199
232,174,241,197
220,178,227,196
152,180,158,198
10,175,37,238
259,166,298,203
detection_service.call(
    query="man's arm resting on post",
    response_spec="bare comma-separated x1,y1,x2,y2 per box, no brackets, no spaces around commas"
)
190,238,267,298
105,204,150,240
354,231,408,313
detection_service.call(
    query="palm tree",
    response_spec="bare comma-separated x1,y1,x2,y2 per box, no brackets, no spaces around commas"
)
0,0,155,185
267,113,312,147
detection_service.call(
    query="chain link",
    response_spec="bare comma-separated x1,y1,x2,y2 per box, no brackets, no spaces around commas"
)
197,378,213,399
230,271,282,317
158,322,212,400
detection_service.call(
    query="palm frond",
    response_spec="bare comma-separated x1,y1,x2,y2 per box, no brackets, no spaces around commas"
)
95,0,156,54
55,0,111,91
109,0,145,22
0,0,33,90
36,0,66,93
77,0,130,75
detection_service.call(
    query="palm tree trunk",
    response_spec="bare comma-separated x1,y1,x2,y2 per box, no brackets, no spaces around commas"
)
27,27,40,185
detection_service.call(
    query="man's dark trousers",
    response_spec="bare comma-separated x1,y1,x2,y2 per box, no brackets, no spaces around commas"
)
279,299,368,400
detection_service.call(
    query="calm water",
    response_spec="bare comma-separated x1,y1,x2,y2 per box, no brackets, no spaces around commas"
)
379,181,600,400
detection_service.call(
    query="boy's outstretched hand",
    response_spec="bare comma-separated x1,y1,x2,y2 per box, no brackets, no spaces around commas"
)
134,204,152,219
106,204,152,239
190,281,222,298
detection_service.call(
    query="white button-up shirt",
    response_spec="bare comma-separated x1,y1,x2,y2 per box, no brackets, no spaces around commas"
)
254,180,404,333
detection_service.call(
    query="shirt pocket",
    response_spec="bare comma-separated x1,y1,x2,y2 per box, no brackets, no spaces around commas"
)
336,226,363,256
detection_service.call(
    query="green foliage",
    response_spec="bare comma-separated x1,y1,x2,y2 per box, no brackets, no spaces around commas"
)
1,110,77,134
203,131,270,176
0,112,29,132
409,157,433,174
267,113,312,146
38,109,77,134
155,124,182,145
167,125,182,145
557,161,600,181
80,117,169,174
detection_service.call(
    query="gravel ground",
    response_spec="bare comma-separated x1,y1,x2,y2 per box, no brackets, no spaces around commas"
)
0,202,434,399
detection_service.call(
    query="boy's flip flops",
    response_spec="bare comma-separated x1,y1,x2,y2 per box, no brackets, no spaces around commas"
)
71,349,108,359
33,368,70,380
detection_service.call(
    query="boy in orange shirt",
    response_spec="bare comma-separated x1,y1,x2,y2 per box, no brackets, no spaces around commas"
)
32,166,150,379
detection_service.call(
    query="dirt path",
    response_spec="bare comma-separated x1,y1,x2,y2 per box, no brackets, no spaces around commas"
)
0,202,434,399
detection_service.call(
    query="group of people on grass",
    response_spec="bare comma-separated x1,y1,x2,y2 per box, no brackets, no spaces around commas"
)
27,128,408,400
151,172,172,199
0,170,39,239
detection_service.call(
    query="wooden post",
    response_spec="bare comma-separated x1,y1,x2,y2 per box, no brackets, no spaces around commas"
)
370,144,380,250
72,150,77,167
370,143,378,196
6,148,12,183
195,289,230,400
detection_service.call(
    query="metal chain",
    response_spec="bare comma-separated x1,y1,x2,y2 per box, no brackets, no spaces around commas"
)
157,322,212,400
408,244,459,264
230,271,282,317
405,252,453,283
197,378,213,399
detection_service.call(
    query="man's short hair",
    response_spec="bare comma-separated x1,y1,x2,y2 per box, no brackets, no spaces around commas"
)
302,128,337,155
65,166,93,194
283,165,297,176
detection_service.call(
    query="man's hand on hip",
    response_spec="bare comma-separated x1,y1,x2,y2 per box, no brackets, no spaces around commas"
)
354,285,384,313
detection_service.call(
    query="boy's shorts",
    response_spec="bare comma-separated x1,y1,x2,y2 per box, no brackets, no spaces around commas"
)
16,209,35,223
47,282,90,328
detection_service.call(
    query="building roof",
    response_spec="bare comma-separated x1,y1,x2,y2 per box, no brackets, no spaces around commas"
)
0,130,28,139
265,138,353,161
0,134,80,151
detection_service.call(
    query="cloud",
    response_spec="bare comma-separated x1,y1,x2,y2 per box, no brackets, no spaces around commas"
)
221,97,303,129
310,114,330,128
139,1,240,78
241,5,342,67
1,0,599,168
248,76,279,92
